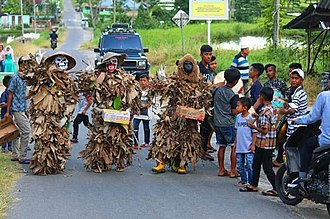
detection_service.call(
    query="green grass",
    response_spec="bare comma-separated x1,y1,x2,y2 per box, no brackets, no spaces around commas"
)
0,153,20,219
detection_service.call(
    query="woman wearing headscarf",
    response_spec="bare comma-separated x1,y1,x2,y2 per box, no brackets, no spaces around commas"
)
0,43,5,72
4,45,15,73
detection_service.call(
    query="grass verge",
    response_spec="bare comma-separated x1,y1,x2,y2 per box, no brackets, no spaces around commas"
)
0,153,20,219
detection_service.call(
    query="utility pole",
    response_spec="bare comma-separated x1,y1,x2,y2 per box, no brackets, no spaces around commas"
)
34,0,36,35
273,0,280,49
113,0,116,23
20,0,24,43
89,0,95,28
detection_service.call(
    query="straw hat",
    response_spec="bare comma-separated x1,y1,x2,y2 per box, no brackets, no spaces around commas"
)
44,51,76,71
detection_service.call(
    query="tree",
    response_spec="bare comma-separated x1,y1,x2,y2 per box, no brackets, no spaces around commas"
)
258,0,288,44
3,0,33,14
234,0,262,23
174,0,188,13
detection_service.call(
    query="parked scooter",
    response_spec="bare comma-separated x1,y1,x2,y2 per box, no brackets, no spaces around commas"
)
275,121,330,216
51,39,57,50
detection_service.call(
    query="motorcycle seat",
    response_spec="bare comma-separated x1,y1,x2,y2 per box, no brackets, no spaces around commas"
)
313,144,330,154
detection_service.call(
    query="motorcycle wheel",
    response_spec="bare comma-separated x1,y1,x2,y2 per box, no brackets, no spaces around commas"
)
275,164,303,205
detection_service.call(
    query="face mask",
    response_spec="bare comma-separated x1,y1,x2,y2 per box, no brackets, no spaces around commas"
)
183,61,193,74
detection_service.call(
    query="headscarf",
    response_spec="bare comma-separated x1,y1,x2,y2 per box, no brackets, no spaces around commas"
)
5,45,14,62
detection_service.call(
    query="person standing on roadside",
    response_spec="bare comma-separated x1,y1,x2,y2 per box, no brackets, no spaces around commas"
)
198,45,215,161
231,45,250,94
5,57,31,164
0,43,5,72
1,75,13,153
214,68,240,178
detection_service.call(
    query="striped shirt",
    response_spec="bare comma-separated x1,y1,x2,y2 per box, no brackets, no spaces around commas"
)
255,105,277,150
286,86,308,136
231,53,249,80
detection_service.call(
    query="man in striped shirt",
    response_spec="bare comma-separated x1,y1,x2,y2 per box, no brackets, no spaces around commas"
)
279,68,308,137
231,45,250,94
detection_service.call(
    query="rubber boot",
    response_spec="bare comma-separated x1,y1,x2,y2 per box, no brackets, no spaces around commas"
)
152,162,165,173
177,166,186,174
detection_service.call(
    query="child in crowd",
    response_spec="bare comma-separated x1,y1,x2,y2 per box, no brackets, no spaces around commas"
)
235,97,256,186
240,87,278,196
133,74,151,149
1,75,12,152
214,68,240,178
71,91,93,143
249,63,264,111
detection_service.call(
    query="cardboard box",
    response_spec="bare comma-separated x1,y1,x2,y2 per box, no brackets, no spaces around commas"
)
176,106,205,121
0,117,20,145
102,109,130,125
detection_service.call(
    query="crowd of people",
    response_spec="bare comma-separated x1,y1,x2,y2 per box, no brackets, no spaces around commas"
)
1,43,329,193
197,44,329,196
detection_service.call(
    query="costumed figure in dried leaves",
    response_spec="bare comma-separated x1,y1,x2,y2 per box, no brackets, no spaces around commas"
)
24,52,78,175
147,54,212,174
78,52,141,173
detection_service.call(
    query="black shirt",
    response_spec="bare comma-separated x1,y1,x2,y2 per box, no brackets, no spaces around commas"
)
198,62,214,82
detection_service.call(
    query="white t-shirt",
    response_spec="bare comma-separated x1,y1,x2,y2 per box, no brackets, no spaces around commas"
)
235,113,256,153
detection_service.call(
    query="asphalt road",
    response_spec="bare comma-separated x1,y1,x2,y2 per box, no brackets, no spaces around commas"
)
5,0,330,218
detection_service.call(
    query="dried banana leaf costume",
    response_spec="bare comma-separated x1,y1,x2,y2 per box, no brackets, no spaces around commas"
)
148,54,212,174
79,53,141,173
22,52,78,175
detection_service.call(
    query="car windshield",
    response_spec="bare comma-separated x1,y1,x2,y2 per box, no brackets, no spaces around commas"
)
101,35,143,53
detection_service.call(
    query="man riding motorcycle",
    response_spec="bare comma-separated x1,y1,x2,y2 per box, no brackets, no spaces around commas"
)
289,73,330,188
49,29,58,49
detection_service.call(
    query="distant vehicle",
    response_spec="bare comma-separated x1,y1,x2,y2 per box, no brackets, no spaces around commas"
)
94,23,149,79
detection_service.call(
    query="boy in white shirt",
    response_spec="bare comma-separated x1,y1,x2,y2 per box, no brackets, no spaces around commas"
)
235,97,257,186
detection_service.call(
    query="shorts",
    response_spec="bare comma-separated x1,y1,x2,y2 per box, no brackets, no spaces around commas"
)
214,126,236,147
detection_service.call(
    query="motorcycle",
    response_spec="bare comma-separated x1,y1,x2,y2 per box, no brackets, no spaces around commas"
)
51,39,57,50
275,120,330,215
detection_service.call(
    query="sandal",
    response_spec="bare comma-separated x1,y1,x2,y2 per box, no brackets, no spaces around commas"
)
236,181,247,187
239,186,258,192
218,169,229,177
262,190,277,197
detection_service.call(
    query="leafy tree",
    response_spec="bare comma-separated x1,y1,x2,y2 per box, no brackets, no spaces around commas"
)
234,0,262,23
3,0,33,14
258,0,288,43
174,0,188,13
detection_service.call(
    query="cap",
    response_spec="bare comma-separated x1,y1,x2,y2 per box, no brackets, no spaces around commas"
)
291,68,304,79
240,44,249,49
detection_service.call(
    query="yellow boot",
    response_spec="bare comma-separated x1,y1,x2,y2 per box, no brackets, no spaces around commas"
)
152,162,165,173
177,166,186,174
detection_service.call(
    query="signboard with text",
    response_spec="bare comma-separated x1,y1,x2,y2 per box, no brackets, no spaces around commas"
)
189,0,229,20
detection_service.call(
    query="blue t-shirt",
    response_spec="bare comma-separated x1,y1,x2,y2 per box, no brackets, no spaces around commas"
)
250,80,262,105
0,88,10,117
235,113,256,153
8,73,27,112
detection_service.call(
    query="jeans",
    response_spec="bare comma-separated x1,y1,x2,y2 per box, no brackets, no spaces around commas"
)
0,60,4,72
299,134,319,173
251,147,276,190
73,113,89,139
133,118,150,145
236,153,254,184
12,112,30,160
